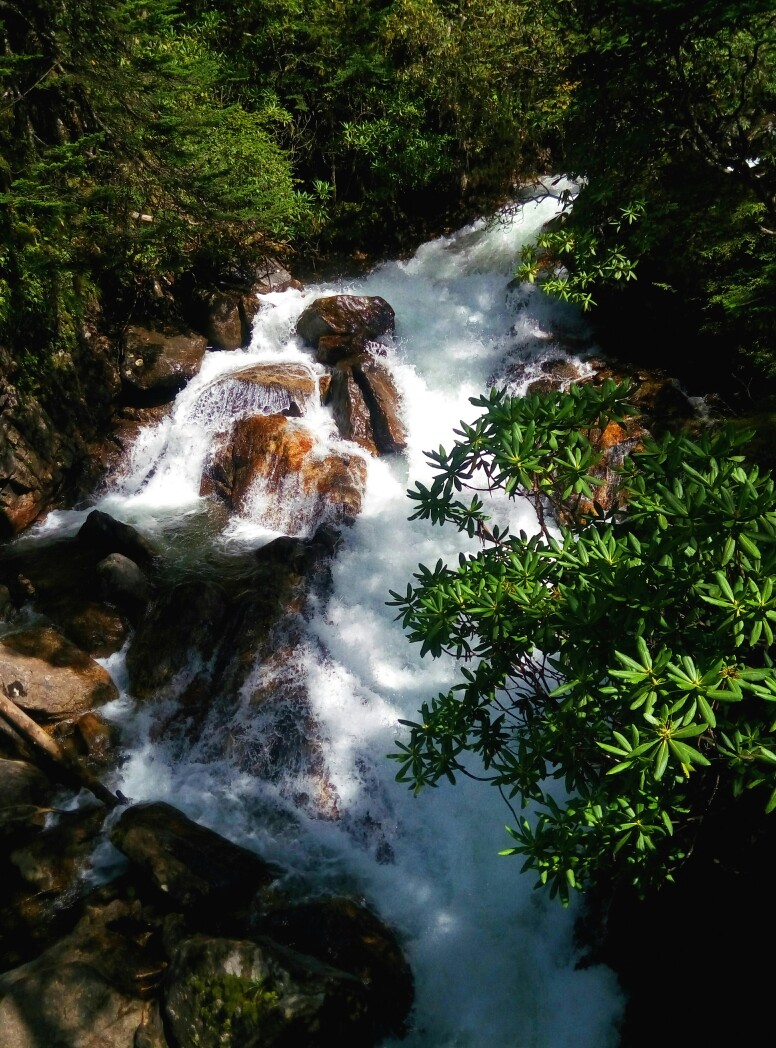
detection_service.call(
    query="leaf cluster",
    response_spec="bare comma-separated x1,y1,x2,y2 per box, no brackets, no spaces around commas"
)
389,380,776,902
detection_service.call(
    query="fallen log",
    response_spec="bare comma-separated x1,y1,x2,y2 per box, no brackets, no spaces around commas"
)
0,682,124,810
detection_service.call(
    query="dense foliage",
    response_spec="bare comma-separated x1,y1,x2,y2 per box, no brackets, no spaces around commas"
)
389,381,776,901
179,0,566,247
0,0,307,387
4,0,774,393
1,0,570,389
526,0,776,388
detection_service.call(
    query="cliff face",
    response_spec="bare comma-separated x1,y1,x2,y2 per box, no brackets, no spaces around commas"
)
0,317,121,538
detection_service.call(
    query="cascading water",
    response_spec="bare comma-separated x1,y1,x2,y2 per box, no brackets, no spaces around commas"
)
26,186,625,1046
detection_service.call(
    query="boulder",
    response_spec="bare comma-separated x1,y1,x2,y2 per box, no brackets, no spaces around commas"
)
0,807,109,971
96,552,153,615
53,709,121,773
124,578,231,700
258,896,414,1039
0,582,12,619
0,891,168,1048
201,414,367,531
214,260,301,296
325,358,407,455
250,262,301,295
163,933,371,1048
356,357,407,454
110,802,281,919
296,294,395,360
46,600,128,659
587,361,695,434
10,806,106,896
205,285,302,351
0,399,76,537
0,757,51,809
77,509,157,568
326,368,377,454
0,627,119,721
0,531,129,657
121,324,207,405
89,404,174,495
194,362,317,421
73,711,119,764
205,290,246,351
124,530,341,818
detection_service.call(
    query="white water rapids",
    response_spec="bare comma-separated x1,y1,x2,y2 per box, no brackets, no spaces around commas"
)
27,189,625,1046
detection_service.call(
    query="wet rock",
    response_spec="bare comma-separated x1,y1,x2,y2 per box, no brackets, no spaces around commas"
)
53,709,121,773
250,262,302,295
110,802,281,920
77,509,157,568
0,890,168,1048
0,627,119,722
202,414,367,530
0,803,50,839
0,807,109,970
195,361,317,421
163,933,371,1048
232,645,340,819
296,294,395,361
325,368,377,453
356,357,407,454
125,578,231,700
325,357,407,455
73,711,119,764
134,1001,170,1048
121,324,207,405
0,399,76,537
0,533,129,657
88,404,174,495
48,601,128,659
205,290,246,350
0,582,12,619
124,531,341,815
0,757,52,809
588,361,695,435
214,259,301,296
258,896,414,1039
10,806,106,896
494,353,587,396
316,333,358,365
96,552,152,616
0,715,32,764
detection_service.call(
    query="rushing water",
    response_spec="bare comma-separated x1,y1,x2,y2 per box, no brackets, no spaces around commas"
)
28,187,625,1046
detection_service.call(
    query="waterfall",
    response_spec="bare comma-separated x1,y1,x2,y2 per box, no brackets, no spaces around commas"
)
27,184,625,1046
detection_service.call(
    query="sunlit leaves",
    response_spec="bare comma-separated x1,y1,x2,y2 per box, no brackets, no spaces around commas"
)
389,382,776,902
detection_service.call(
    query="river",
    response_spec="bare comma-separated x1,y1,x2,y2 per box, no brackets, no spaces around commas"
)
26,183,624,1047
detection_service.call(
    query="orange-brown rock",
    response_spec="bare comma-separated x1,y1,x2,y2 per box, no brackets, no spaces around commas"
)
357,358,407,454
202,414,367,531
325,370,378,455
